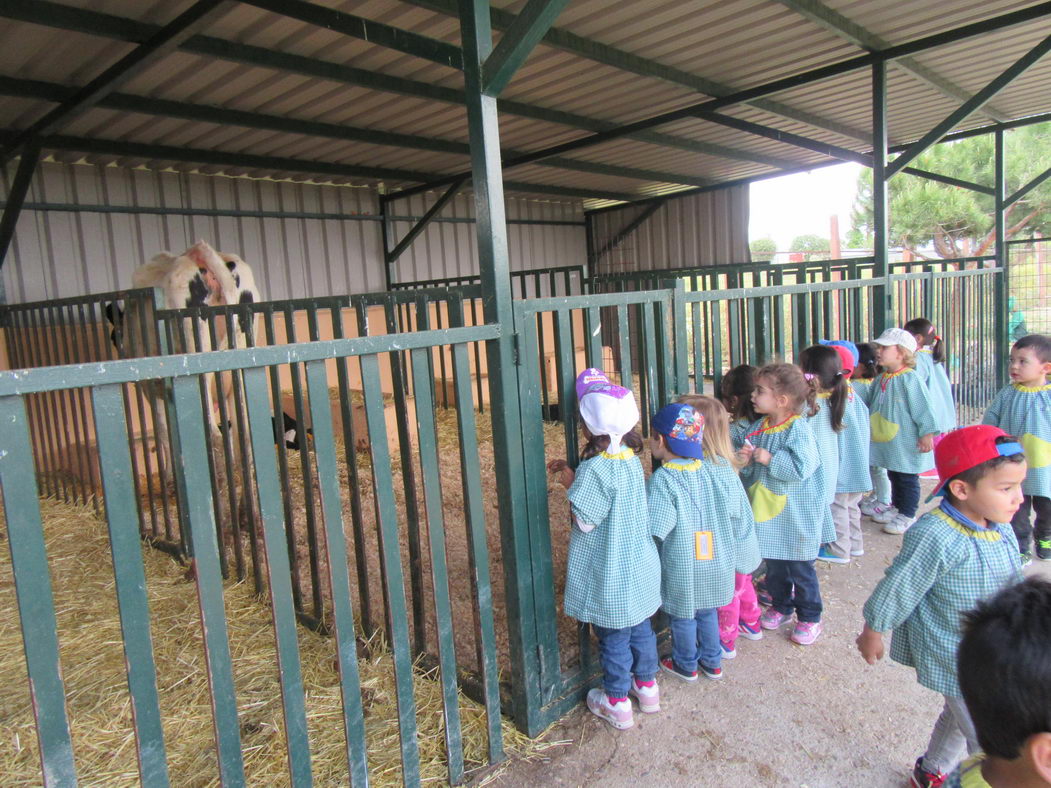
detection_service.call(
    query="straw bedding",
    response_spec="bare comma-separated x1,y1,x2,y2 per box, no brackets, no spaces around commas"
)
0,498,540,786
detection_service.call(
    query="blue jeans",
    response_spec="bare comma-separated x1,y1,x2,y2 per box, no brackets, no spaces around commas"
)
888,470,920,518
669,608,721,673
765,559,822,622
593,619,659,698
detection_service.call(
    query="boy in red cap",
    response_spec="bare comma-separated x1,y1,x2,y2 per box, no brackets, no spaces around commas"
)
856,425,1027,787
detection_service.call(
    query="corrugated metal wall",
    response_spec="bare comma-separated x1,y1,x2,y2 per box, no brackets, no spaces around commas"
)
1,161,587,304
589,187,750,274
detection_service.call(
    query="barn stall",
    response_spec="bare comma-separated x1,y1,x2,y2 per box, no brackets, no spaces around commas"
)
0,0,1048,786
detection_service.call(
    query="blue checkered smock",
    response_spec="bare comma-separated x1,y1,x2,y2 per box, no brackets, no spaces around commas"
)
730,417,750,450
916,349,957,432
862,506,1021,696
649,457,761,616
868,368,940,474
565,449,662,629
809,393,839,506
852,377,876,408
837,389,872,494
982,382,1051,498
738,415,835,560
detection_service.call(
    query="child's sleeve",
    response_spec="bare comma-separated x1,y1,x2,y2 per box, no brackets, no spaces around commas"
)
981,387,1005,427
906,374,940,437
728,474,761,575
862,522,948,632
647,471,677,542
766,422,820,483
566,460,611,531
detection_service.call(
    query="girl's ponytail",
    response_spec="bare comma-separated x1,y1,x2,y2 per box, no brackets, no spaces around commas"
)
828,371,848,432
930,333,945,365
803,372,820,418
799,345,846,423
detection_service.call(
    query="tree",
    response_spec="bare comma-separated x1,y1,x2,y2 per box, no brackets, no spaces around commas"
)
789,234,830,261
750,237,776,263
850,122,1051,259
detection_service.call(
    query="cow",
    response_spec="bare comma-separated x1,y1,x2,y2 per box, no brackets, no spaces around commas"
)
107,240,262,526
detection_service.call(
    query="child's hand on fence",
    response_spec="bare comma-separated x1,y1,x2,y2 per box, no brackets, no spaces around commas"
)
917,434,935,453
752,447,772,466
547,458,575,489
856,624,884,664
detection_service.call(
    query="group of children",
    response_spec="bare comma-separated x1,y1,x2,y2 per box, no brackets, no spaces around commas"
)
547,325,1051,787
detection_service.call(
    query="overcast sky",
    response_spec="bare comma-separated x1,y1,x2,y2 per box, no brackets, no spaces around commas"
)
749,161,865,250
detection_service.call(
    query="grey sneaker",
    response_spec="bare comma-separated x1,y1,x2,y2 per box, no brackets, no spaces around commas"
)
882,513,914,535
871,504,899,524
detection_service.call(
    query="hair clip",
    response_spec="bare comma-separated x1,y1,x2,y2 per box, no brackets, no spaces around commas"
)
803,372,816,381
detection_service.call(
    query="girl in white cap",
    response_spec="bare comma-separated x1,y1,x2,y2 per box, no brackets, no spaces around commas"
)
868,328,941,535
547,368,661,730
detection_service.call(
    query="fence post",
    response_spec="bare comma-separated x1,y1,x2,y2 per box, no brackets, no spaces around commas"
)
871,60,892,335
670,278,689,393
994,130,1008,389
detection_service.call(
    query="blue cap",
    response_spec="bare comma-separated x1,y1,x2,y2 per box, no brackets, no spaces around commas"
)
651,403,705,459
819,339,860,365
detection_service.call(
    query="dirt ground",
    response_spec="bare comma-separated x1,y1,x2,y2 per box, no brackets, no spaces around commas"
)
489,484,1051,788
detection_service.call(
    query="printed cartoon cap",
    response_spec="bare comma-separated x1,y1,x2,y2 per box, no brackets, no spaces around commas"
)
874,327,918,353
927,425,1025,501
819,339,860,365
575,368,639,453
651,403,705,459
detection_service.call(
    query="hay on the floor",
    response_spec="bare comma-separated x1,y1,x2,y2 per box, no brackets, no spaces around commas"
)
0,497,539,787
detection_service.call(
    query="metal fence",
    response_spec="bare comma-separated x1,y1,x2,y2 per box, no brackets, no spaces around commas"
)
391,264,585,300
0,262,1007,784
1007,237,1051,337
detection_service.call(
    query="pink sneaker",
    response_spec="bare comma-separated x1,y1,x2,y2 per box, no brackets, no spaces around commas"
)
629,679,660,713
759,608,790,630
586,688,634,729
790,620,823,646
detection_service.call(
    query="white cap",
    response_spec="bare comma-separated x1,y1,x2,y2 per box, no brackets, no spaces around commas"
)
874,327,918,353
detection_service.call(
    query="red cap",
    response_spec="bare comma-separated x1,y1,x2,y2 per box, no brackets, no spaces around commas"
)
929,425,1024,500
831,344,856,376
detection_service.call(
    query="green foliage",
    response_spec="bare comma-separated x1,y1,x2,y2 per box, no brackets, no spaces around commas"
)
750,237,776,262
850,122,1051,258
789,234,830,261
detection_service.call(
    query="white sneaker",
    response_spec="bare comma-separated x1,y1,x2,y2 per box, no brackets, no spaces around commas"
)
858,494,878,516
586,688,634,729
882,513,914,535
628,679,660,713
871,504,899,524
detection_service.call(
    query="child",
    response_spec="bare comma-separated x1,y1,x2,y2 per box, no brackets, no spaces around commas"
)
905,317,957,436
816,342,872,563
649,400,760,680
739,363,833,646
799,344,847,520
855,342,894,520
868,327,940,535
947,577,1051,787
547,368,662,729
857,425,1026,786
982,334,1051,564
709,370,767,651
679,394,764,658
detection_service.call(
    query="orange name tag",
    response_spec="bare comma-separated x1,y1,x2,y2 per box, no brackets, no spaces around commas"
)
694,531,713,561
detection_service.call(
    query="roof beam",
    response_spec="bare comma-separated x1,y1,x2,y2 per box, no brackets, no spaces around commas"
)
239,0,463,69
694,112,870,165
0,132,638,203
0,0,234,165
769,0,1011,123
403,0,872,143
900,168,995,195
1005,165,1051,208
385,177,466,262
482,0,571,97
0,76,715,189
0,145,39,268
0,0,791,172
887,33,1051,177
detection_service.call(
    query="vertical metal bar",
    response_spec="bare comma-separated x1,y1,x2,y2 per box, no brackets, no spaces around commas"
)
617,304,633,392
586,306,602,368
360,353,421,782
91,384,170,787
26,306,65,501
170,376,246,786
872,59,891,335
641,302,660,426
0,394,78,787
460,0,545,733
242,367,312,787
671,279,689,392
303,360,371,786
555,310,578,461
994,129,1008,390
710,298,724,393
409,347,466,783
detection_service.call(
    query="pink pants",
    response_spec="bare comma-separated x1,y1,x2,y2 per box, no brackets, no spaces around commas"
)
718,573,761,647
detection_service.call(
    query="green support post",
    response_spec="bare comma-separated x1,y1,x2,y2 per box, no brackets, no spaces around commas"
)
458,0,545,736
871,60,891,334
994,130,1008,389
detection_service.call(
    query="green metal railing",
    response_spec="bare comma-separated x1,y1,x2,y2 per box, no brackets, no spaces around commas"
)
391,264,585,299
0,323,505,786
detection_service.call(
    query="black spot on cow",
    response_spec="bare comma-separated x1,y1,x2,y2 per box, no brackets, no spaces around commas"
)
186,273,210,307
104,302,124,352
237,290,255,334
225,260,241,288
220,410,308,450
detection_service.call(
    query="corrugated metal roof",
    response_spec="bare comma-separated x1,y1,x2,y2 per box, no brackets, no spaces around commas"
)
0,0,1049,209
